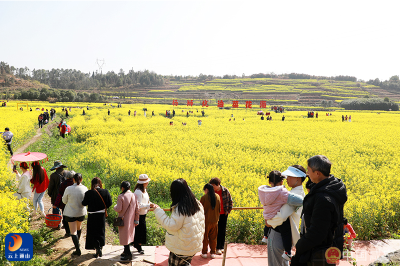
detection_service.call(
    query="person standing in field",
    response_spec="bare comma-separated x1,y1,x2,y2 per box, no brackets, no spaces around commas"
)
48,160,67,219
13,162,32,200
291,155,347,266
200,183,220,259
108,109,110,115
82,177,112,258
209,177,233,255
264,166,306,265
2,127,13,156
114,181,140,261
152,178,205,266
62,173,88,256
30,161,49,216
38,114,43,128
55,170,75,238
60,121,67,138
133,174,154,254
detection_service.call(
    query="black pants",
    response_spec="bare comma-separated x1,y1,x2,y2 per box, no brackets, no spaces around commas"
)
264,225,271,238
38,121,43,128
273,219,292,254
216,214,228,250
6,143,13,156
133,214,147,251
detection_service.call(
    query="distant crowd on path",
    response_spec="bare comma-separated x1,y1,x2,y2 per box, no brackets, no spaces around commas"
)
11,154,353,265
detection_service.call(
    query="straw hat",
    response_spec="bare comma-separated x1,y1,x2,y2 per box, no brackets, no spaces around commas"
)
137,174,151,184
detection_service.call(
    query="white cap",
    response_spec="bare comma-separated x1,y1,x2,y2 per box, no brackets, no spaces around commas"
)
137,174,151,184
281,166,306,178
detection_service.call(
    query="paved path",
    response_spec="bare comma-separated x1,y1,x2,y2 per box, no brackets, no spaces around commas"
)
154,240,400,266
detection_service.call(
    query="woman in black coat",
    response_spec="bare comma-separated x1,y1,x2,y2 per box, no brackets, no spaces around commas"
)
82,177,112,258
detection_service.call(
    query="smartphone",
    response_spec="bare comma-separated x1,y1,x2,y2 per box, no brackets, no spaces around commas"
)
13,165,17,171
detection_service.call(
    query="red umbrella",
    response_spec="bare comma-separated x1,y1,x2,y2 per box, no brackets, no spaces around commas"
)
11,152,48,164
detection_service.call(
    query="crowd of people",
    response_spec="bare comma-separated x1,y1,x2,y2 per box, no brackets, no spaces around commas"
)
11,151,353,266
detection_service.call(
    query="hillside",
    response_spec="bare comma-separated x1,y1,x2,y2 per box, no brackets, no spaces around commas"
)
2,71,400,106
99,77,400,107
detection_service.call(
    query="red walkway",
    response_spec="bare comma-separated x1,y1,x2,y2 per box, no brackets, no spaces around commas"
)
155,240,400,266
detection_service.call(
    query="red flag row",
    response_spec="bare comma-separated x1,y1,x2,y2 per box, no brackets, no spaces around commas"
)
173,99,267,109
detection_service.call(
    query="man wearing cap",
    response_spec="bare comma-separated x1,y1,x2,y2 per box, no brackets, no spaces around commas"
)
266,165,307,265
2,127,13,156
48,161,68,218
291,155,347,266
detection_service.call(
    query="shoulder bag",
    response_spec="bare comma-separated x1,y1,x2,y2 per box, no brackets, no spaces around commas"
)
114,194,132,226
94,188,108,218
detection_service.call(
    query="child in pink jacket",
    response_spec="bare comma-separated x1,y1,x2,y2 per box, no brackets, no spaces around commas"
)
258,170,304,261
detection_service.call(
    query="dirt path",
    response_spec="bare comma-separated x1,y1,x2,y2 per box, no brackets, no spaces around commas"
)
14,119,152,265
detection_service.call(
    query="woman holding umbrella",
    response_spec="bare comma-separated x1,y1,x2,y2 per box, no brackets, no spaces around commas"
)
30,161,49,216
13,162,32,200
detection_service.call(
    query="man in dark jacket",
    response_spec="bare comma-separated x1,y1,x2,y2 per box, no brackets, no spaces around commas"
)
48,161,67,217
291,155,347,266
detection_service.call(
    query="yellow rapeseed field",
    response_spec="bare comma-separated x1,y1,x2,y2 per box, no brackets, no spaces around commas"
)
65,103,400,240
1,101,399,248
0,103,39,256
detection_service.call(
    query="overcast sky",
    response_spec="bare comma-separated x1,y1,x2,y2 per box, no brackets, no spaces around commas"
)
0,1,399,81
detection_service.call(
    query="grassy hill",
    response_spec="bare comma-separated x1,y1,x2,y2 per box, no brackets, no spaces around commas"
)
103,77,400,107
2,72,400,107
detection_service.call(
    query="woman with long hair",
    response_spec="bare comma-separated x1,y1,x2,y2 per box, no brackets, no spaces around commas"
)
82,177,112,258
153,178,205,266
114,181,140,261
62,173,88,256
200,183,221,259
209,177,233,255
30,161,49,216
133,174,154,254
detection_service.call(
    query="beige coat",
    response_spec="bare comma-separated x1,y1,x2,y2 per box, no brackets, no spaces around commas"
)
154,200,205,256
113,190,140,245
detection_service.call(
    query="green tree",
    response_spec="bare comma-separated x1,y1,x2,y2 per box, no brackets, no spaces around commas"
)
389,75,399,83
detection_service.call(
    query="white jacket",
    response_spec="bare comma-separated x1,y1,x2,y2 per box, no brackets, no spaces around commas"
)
154,200,205,256
134,189,151,215
267,185,305,246
62,183,88,217
17,171,32,199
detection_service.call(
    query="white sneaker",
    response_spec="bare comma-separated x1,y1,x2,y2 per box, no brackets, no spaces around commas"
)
282,251,292,261
261,237,268,244
201,254,207,259
216,249,222,255
211,254,216,259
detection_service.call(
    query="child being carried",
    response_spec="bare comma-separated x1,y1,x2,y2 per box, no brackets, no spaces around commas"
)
258,170,304,261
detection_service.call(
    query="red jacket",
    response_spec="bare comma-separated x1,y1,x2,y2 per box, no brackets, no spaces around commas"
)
30,167,49,193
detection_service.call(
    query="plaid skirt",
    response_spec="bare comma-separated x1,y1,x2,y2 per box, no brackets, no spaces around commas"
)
168,252,194,266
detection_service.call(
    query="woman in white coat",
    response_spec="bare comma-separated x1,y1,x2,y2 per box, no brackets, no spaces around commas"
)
13,162,32,200
133,174,154,254
153,178,205,266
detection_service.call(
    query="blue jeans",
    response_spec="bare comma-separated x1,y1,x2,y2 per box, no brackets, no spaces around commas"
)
33,190,45,212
